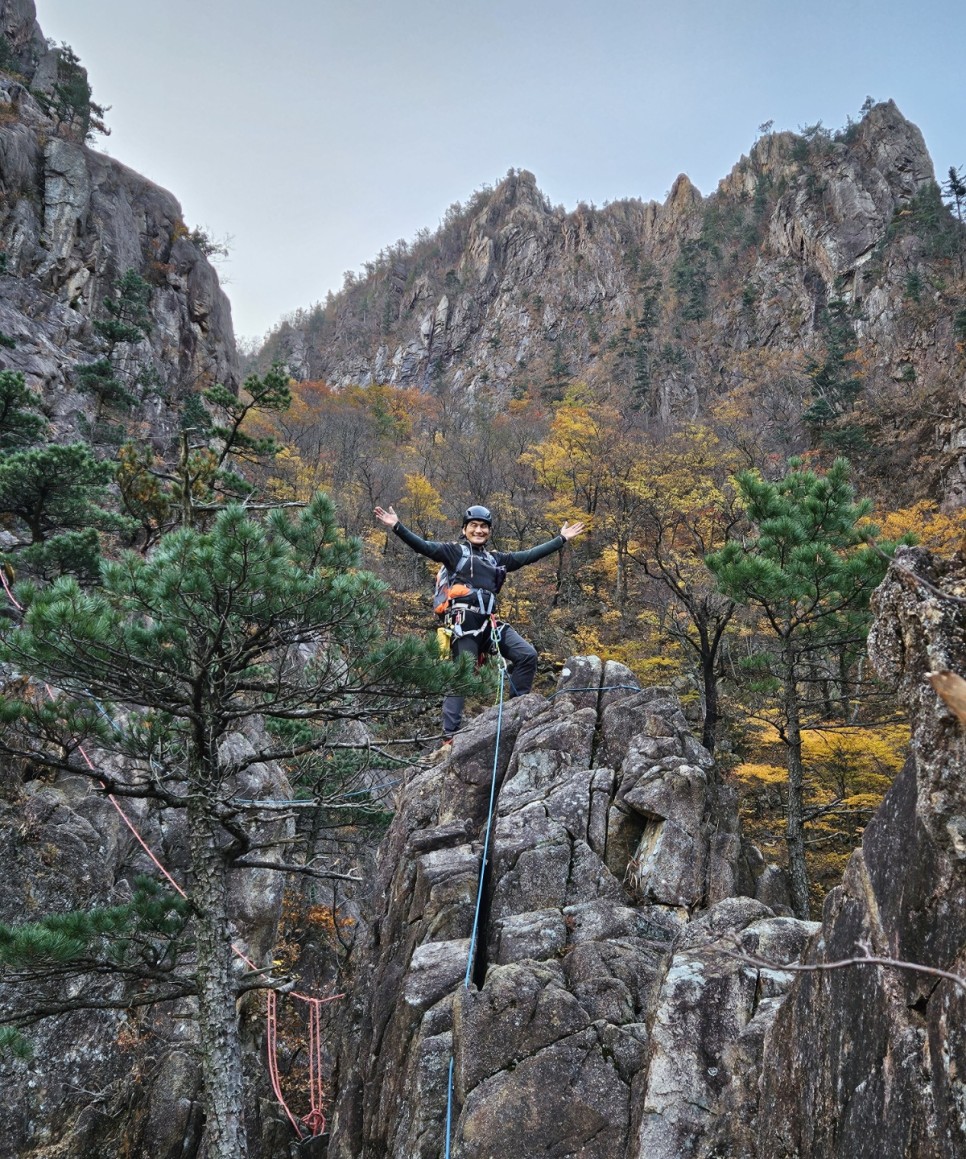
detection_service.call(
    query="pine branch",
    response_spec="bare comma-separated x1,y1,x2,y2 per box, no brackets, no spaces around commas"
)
0,982,197,1026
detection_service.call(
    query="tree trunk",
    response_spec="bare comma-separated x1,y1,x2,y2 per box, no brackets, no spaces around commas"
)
783,641,811,920
696,604,733,758
695,653,718,751
188,794,249,1159
615,542,624,609
838,648,853,722
699,627,719,756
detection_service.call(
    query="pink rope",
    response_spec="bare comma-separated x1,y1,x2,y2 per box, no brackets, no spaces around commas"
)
303,997,328,1135
76,729,189,899
0,566,339,1138
0,567,17,608
266,990,305,1137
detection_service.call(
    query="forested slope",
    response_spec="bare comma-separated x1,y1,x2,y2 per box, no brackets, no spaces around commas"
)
257,100,966,512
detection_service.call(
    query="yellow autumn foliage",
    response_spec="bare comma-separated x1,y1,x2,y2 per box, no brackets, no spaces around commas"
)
230,371,926,922
735,717,909,904
401,472,445,534
734,761,787,785
875,500,966,555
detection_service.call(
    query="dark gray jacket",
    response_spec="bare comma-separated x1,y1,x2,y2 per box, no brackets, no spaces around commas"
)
392,521,565,603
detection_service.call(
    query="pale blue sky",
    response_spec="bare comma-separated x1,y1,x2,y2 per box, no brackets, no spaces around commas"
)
35,0,966,342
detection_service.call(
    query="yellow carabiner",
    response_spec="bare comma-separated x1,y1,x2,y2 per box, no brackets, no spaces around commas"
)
436,625,453,660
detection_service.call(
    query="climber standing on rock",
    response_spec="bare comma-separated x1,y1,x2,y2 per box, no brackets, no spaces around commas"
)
374,503,585,749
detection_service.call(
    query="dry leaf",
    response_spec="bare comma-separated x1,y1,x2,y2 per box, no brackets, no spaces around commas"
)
928,670,966,727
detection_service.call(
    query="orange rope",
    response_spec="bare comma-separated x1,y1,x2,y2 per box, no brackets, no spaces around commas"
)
266,988,343,1139
303,997,328,1135
0,568,339,1139
266,990,305,1136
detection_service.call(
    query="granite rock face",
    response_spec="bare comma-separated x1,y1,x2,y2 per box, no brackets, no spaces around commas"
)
755,548,966,1159
0,725,294,1159
259,100,965,507
328,659,810,1159
329,556,966,1159
3,566,963,1158
0,1,238,443
0,0,51,83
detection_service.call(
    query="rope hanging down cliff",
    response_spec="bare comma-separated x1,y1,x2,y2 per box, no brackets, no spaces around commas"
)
437,664,647,1154
443,653,510,1158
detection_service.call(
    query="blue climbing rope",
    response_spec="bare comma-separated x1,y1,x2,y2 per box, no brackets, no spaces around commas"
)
443,658,508,1158
442,675,639,1154
463,663,507,987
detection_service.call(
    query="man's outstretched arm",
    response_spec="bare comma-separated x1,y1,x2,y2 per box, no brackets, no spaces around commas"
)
501,520,587,569
374,505,458,565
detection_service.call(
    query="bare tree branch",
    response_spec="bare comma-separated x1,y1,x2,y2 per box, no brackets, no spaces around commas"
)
712,938,966,993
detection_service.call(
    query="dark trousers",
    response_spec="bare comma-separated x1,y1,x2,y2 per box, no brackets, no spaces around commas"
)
442,623,538,736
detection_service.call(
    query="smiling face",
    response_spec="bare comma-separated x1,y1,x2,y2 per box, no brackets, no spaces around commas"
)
463,518,491,546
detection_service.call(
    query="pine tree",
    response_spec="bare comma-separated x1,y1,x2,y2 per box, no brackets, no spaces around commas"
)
0,878,191,1003
671,238,711,322
803,299,863,445
0,368,127,579
201,363,291,495
75,269,154,439
943,166,966,222
544,340,572,401
43,42,109,141
0,442,129,578
707,458,896,918
0,369,47,451
116,364,294,544
0,493,476,1159
630,272,661,407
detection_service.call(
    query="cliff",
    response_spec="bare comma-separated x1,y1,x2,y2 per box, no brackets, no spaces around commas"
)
0,725,297,1158
754,548,966,1158
327,658,812,1158
0,0,238,446
3,550,963,1158
325,553,966,1159
1,3,965,1154
259,103,966,509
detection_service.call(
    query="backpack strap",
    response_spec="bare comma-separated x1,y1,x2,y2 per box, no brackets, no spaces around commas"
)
454,542,473,582
452,543,499,583
433,543,475,616
436,543,499,619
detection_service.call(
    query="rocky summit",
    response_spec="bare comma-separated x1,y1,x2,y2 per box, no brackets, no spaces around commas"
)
258,99,966,509
327,549,966,1159
327,660,810,1158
